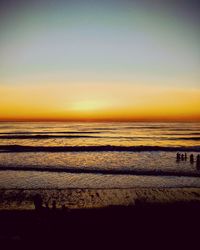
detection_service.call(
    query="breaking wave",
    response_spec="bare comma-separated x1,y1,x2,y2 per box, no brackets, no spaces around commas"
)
0,145,200,153
0,164,199,177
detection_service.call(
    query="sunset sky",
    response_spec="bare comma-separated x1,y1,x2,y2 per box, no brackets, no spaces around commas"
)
0,0,200,122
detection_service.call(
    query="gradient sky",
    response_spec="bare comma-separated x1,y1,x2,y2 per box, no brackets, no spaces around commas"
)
0,0,200,121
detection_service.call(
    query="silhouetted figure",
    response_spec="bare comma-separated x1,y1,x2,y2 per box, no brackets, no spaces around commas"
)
45,202,50,210
176,153,180,161
33,194,43,211
52,200,57,210
184,153,187,161
190,154,194,164
181,154,184,161
196,154,200,170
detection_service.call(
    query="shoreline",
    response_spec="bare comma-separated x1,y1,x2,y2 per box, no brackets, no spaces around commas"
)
1,187,200,210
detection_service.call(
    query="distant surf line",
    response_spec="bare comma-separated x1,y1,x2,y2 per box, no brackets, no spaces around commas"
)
0,145,200,153
0,135,200,140
0,131,101,134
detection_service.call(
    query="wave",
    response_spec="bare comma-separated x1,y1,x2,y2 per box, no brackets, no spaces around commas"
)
166,133,200,136
168,128,200,131
168,137,200,141
123,126,172,129
0,145,200,153
122,126,200,130
0,135,101,139
0,134,200,140
92,128,118,130
0,165,199,177
0,131,101,134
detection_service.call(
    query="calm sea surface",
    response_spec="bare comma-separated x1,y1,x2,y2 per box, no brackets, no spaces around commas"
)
0,122,200,189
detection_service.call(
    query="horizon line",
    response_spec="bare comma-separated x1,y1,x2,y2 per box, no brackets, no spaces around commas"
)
0,118,200,123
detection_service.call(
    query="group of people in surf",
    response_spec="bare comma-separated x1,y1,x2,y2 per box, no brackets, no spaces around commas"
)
176,152,200,169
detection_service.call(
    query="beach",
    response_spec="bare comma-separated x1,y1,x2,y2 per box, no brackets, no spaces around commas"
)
1,187,200,210
0,122,200,247
1,188,200,249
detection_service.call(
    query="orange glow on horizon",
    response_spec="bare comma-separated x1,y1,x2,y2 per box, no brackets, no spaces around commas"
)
0,83,200,122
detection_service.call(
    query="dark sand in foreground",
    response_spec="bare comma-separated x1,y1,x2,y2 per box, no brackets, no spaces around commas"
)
1,188,200,249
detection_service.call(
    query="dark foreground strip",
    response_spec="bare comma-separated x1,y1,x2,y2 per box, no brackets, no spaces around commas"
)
0,165,200,177
1,203,200,248
0,145,200,153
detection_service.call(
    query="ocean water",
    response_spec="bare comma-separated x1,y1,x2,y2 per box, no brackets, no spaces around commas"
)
0,122,200,189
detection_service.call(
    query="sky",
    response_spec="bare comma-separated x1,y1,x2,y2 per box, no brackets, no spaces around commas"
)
0,0,200,121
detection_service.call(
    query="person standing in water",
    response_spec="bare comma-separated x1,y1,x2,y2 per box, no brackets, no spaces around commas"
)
176,152,181,161
181,154,184,161
196,154,200,170
184,153,187,160
190,154,194,164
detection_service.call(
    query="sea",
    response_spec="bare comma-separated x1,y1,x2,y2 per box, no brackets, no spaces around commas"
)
0,122,200,189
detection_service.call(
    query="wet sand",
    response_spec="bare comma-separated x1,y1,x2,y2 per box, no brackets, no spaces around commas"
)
0,187,200,210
